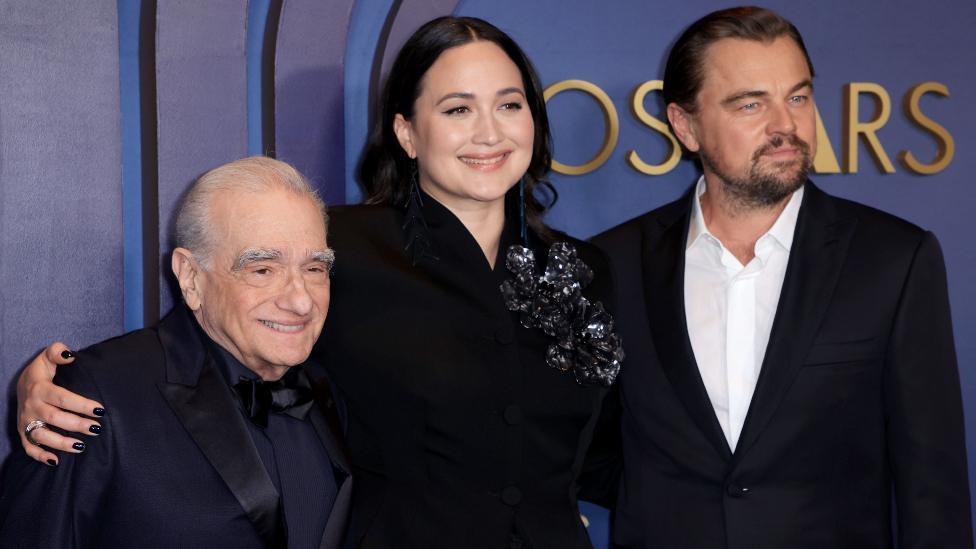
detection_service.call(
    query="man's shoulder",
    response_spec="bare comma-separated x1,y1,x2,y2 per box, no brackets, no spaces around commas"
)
811,184,931,248
75,326,163,368
591,194,690,251
57,325,166,393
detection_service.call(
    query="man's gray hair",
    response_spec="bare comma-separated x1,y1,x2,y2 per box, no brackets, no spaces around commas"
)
175,156,328,268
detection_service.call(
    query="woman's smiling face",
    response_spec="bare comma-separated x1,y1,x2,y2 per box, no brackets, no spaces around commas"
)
394,40,535,213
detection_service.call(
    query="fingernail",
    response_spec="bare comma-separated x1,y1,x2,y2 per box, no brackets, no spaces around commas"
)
61,350,75,359
92,408,105,417
89,425,102,434
46,459,57,467
72,442,86,452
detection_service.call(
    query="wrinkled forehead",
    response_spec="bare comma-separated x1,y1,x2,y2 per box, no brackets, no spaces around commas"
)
208,188,329,260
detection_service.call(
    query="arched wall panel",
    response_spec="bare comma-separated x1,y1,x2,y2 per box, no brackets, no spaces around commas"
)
276,0,356,206
154,1,249,313
0,2,123,458
377,0,459,83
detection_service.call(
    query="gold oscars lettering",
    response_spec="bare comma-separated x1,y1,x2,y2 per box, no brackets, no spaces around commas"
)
543,79,954,176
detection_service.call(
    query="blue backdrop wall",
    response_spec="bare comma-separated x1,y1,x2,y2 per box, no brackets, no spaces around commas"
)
1,1,974,545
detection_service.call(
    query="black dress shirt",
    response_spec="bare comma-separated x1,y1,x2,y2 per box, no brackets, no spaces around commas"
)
211,344,338,549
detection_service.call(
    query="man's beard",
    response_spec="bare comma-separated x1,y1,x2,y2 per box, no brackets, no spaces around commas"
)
700,134,812,210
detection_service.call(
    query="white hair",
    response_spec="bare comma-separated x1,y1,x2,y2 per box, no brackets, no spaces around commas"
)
175,156,328,268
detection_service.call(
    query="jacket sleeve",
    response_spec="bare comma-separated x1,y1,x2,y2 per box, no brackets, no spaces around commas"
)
885,231,973,548
0,361,114,548
576,238,623,509
577,383,623,508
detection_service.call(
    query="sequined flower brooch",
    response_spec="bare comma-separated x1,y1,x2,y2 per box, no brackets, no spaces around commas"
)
500,242,624,387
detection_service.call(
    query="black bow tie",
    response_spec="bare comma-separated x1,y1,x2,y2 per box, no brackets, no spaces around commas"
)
233,367,314,428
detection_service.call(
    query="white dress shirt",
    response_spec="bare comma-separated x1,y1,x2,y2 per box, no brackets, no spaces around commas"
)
684,176,804,451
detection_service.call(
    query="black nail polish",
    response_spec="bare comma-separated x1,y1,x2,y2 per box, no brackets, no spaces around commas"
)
72,442,86,452
89,425,102,434
61,350,75,359
92,407,105,417
46,459,57,467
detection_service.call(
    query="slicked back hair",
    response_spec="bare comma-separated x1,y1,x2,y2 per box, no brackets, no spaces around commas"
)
663,6,815,115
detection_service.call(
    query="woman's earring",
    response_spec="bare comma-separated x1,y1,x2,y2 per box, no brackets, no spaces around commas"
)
402,161,438,264
518,177,528,246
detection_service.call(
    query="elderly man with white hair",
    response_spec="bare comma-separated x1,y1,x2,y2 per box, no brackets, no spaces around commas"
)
0,156,351,549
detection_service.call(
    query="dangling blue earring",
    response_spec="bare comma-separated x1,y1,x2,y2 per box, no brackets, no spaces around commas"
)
518,177,528,246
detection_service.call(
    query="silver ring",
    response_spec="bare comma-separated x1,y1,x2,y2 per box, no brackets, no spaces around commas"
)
25,419,47,447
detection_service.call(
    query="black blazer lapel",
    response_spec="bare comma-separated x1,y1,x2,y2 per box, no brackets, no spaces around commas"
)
641,195,733,461
734,182,857,459
156,309,286,549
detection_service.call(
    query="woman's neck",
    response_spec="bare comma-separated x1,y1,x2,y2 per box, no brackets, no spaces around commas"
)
420,185,507,268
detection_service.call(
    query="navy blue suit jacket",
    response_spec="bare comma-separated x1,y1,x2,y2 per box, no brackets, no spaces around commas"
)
592,182,971,549
0,305,351,548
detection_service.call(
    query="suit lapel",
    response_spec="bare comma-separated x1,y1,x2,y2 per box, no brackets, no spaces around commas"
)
641,195,733,460
733,183,856,459
156,309,286,549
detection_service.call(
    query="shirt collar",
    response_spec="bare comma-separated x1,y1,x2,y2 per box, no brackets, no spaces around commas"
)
765,183,804,252
206,336,260,388
686,176,805,254
686,176,711,251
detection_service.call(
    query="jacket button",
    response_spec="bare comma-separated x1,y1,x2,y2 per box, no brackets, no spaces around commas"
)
503,405,522,425
495,326,515,345
501,486,522,506
725,483,750,498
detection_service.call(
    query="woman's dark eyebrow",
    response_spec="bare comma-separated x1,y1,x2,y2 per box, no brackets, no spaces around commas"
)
435,87,525,106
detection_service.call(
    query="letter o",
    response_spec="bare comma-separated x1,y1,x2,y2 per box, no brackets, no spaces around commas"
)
543,80,619,175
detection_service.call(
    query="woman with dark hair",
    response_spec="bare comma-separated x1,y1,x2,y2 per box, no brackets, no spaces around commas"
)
14,16,622,548
358,16,555,242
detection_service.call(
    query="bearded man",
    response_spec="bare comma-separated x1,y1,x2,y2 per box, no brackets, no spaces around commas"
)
593,7,972,549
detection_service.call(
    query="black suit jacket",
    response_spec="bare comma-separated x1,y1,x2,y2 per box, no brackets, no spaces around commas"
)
592,182,972,549
0,306,351,549
318,199,613,549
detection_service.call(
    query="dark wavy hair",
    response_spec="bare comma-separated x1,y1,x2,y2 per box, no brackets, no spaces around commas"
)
357,16,556,241
664,6,814,114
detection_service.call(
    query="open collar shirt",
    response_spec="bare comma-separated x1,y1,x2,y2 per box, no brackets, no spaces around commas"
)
684,176,804,451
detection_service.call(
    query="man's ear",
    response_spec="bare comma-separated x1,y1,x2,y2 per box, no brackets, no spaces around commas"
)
667,103,701,153
171,248,203,311
393,114,417,159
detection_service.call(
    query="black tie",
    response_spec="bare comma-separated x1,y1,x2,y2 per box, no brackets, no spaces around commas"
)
233,367,314,428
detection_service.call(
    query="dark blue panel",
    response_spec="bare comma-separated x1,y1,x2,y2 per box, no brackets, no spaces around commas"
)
276,0,355,207
343,0,459,205
119,0,147,331
0,2,123,460
247,0,274,156
343,0,397,204
155,1,249,314
379,0,460,83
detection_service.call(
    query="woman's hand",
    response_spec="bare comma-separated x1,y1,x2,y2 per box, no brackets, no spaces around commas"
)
17,342,105,465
